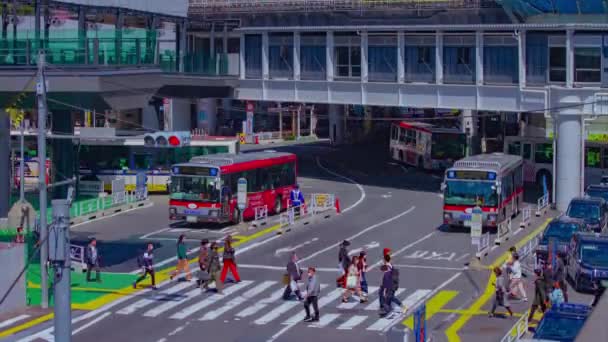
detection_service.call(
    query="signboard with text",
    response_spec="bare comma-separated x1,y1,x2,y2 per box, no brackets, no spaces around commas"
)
237,178,247,210
470,206,483,239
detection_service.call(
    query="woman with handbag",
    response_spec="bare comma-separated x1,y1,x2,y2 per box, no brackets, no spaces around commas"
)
342,255,367,303
283,252,304,300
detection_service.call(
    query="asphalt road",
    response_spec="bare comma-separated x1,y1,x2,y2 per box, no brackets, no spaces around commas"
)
10,142,590,342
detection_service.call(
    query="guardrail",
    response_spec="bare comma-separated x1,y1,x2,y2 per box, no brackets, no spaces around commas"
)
500,313,529,342
495,218,512,245
536,193,549,217
520,206,532,228
252,205,269,227
277,193,338,234
476,232,491,259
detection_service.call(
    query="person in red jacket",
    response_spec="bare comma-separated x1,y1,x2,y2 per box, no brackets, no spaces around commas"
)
221,236,241,283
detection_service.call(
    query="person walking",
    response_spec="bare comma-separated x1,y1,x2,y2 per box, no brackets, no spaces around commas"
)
133,243,156,289
336,240,350,288
509,253,528,302
208,241,223,294
221,236,241,283
553,254,568,303
383,254,404,313
303,267,320,322
489,267,513,317
591,279,606,307
358,251,368,294
378,264,392,317
197,239,211,289
283,252,304,300
343,255,367,303
527,269,547,322
85,238,101,282
170,234,191,281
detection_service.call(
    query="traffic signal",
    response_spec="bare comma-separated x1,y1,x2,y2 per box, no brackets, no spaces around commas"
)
143,132,191,147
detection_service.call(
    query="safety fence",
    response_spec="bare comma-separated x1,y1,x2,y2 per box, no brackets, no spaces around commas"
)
520,206,532,228
475,231,491,259
69,244,86,272
536,193,549,217
494,218,512,245
278,193,338,234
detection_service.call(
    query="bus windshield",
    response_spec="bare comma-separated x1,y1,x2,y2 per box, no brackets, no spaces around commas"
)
431,133,466,160
170,176,220,202
444,180,498,207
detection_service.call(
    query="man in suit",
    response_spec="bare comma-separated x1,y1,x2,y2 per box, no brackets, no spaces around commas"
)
85,238,101,282
303,267,320,322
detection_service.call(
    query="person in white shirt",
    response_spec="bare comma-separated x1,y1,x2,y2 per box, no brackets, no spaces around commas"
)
509,254,528,302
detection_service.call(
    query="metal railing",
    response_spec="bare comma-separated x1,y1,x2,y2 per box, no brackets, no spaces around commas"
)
500,313,529,342
519,206,532,228
494,218,512,245
536,193,549,217
476,231,490,259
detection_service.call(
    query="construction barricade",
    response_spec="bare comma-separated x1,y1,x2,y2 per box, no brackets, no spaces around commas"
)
475,232,491,259
495,218,512,245
520,206,532,228
535,193,549,217
252,205,269,227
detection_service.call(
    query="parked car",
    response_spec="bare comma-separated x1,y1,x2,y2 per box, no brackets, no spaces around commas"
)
565,197,608,233
536,217,587,264
533,303,592,342
566,232,608,292
585,184,608,202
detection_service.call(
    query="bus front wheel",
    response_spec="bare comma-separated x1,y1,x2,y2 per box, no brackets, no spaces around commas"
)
232,208,241,224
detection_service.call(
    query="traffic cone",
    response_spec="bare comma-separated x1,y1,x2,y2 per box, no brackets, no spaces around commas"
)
335,197,341,214
255,135,259,144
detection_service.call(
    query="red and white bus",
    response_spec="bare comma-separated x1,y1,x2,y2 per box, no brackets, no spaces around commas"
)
441,153,523,228
169,151,297,224
389,121,466,170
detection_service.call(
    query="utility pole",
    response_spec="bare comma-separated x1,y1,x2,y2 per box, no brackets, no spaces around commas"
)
36,50,49,308
19,119,25,203
50,199,71,341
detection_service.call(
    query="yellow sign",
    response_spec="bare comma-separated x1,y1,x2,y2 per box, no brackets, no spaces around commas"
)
314,194,329,208
238,133,246,144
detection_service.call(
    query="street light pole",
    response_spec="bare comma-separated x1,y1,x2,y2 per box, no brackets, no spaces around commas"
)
19,119,25,203
36,50,49,308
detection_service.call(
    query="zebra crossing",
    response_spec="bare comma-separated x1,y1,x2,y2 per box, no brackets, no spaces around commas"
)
112,279,437,331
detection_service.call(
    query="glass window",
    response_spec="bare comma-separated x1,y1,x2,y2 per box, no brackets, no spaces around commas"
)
603,148,608,168
535,143,553,164
418,47,431,64
335,45,360,78
269,34,293,79
575,48,601,83
457,47,470,65
586,146,601,168
549,47,566,83
523,143,532,160
300,35,326,80
368,36,397,82
245,35,262,79
507,142,521,156
399,128,406,143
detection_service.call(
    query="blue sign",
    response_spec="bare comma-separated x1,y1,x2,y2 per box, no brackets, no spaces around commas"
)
209,168,218,177
414,303,426,342
488,172,497,180
172,167,179,174
460,214,472,221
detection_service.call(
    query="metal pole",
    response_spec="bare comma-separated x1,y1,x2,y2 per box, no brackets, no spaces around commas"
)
51,199,71,341
297,105,301,140
37,50,49,308
19,120,25,202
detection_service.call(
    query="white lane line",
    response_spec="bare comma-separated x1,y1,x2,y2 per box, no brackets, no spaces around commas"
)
0,314,30,329
308,313,340,328
455,253,471,262
116,282,192,315
254,284,328,325
170,281,253,320
282,288,343,325
366,289,431,331
390,264,466,271
364,288,405,311
72,202,154,228
491,245,499,251
338,286,379,309
139,227,171,239
199,281,277,321
368,231,434,271
237,264,337,273
236,288,285,319
512,227,524,236
72,312,111,335
337,315,368,330
315,157,365,213
299,206,416,264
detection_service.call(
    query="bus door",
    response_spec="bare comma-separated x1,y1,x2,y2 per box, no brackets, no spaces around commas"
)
522,142,535,182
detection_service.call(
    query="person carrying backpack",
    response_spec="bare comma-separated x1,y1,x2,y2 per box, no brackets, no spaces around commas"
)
133,243,156,289
383,255,404,313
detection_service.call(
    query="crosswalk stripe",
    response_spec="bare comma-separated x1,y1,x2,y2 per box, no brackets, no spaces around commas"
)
117,282,192,315
282,288,343,325
308,313,340,328
236,288,285,319
143,287,201,318
255,284,328,325
337,315,368,330
364,288,405,311
199,281,277,321
170,281,253,320
366,289,431,331
337,286,379,309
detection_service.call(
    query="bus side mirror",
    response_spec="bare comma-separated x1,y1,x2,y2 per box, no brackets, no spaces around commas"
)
440,183,446,192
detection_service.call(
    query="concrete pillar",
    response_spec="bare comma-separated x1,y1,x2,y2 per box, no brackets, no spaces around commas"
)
397,31,405,83
0,110,10,218
293,31,301,81
361,31,368,83
461,109,478,156
196,99,217,135
210,22,216,58
518,30,526,88
435,31,444,84
475,31,484,85
115,10,124,64
556,114,582,212
178,20,187,73
223,24,228,54
326,31,335,81
262,32,269,80
566,29,574,88
239,33,246,79
329,104,343,145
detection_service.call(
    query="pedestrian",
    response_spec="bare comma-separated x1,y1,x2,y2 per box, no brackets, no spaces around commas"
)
343,255,367,303
197,239,211,289
383,248,391,260
221,236,241,283
489,267,513,317
170,234,192,281
133,243,156,289
336,240,350,288
507,246,517,264
383,254,404,313
290,184,305,209
283,252,304,300
303,267,320,322
509,253,528,302
549,282,565,306
527,269,547,322
553,254,568,303
378,264,392,317
358,251,368,294
591,279,606,307
542,263,554,295
208,241,223,294
85,238,101,282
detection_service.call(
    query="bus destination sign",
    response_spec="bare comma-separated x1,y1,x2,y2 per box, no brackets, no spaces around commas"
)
447,170,496,181
172,166,218,177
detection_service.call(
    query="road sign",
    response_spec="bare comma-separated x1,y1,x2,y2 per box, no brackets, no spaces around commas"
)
237,178,247,210
470,206,483,239
414,303,426,342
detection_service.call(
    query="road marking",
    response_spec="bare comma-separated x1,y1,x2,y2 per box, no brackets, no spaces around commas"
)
308,313,340,328
368,232,434,271
490,245,499,251
338,286,379,309
199,281,276,321
0,315,30,329
315,157,365,213
237,264,337,273
364,289,405,311
274,238,319,257
116,282,192,315
170,281,253,320
254,284,328,325
349,242,380,256
367,289,431,331
143,287,201,318
236,288,285,318
512,227,524,236
282,288,343,325
338,315,368,330
403,290,459,329
72,312,111,335
391,264,466,271
444,218,552,342
169,228,191,233
455,253,470,262
299,206,416,264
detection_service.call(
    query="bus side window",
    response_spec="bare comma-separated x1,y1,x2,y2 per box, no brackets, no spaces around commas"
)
507,141,521,156
522,143,532,160
399,128,406,143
